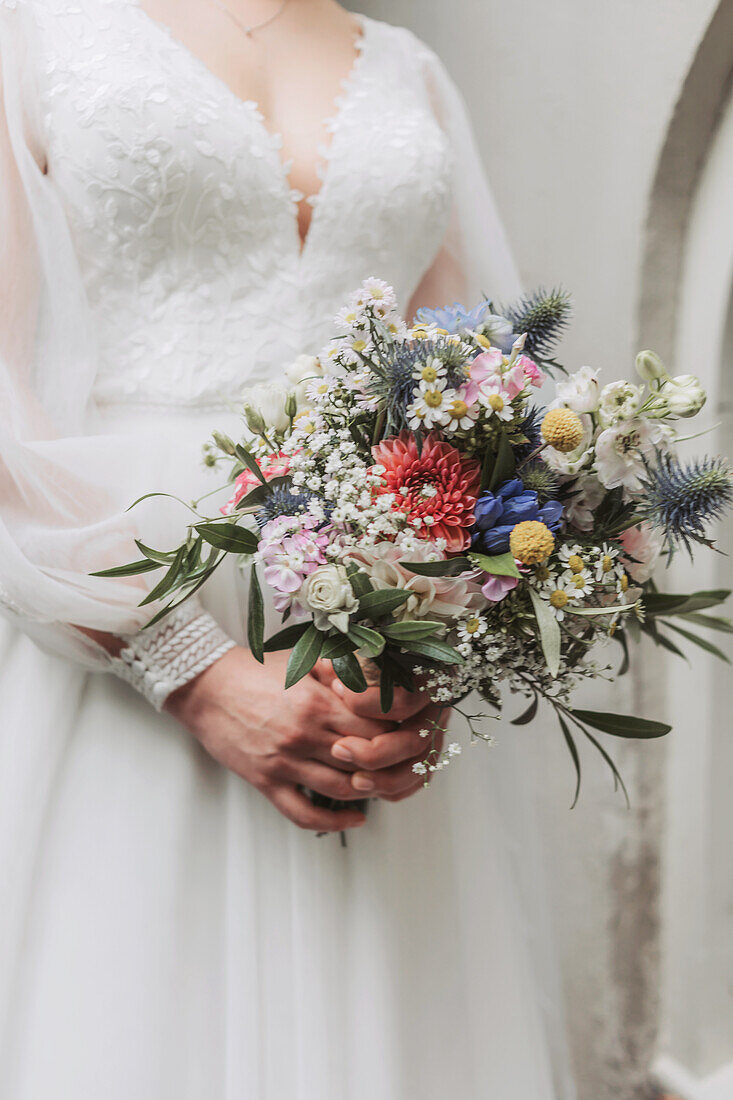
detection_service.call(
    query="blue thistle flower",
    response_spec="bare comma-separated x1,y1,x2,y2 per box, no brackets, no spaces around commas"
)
513,404,545,463
369,336,468,433
502,287,571,360
639,452,733,554
255,486,324,529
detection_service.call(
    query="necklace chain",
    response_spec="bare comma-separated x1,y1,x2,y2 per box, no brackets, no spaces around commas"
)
212,0,290,37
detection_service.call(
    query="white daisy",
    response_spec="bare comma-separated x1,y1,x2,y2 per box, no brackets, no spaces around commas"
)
411,354,447,384
406,377,455,429
594,542,624,583
456,614,488,643
563,569,594,598
444,393,480,431
541,577,576,621
477,379,514,422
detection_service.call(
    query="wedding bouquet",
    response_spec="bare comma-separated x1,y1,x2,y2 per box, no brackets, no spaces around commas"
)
99,279,733,802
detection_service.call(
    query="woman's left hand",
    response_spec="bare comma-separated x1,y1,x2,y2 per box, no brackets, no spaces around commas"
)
311,661,447,802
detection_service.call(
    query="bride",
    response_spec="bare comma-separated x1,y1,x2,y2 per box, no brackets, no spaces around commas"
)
0,0,574,1095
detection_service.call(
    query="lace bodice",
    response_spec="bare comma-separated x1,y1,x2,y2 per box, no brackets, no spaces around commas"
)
24,0,453,409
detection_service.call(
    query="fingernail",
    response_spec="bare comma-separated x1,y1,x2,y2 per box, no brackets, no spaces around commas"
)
352,775,375,792
331,743,354,763
332,680,345,696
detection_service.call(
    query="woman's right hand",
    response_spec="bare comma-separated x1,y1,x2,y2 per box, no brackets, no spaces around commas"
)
165,646,392,833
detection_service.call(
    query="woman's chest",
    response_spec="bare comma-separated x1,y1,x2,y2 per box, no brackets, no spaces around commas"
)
32,0,454,290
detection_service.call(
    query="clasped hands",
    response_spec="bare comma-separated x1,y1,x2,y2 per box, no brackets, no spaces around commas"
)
166,646,445,833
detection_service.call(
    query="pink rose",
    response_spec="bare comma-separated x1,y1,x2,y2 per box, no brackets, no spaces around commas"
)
618,522,664,583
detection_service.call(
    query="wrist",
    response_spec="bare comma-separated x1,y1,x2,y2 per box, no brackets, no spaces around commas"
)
109,598,236,711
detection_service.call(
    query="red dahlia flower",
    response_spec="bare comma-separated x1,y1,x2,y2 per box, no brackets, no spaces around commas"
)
370,432,481,552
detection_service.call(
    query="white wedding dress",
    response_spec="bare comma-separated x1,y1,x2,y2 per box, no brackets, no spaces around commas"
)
0,2,575,1096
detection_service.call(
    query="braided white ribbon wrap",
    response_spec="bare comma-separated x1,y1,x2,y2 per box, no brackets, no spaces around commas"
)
110,598,236,710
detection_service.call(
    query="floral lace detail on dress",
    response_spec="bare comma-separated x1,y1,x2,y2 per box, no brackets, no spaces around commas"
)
25,0,454,409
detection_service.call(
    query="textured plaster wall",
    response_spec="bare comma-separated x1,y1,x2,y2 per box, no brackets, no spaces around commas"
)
352,1,722,1096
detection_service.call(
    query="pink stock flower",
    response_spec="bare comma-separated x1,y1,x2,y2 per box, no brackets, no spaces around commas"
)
220,452,292,516
257,514,329,608
481,572,520,603
517,354,546,388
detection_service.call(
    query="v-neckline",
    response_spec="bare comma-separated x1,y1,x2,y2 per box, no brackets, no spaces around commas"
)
130,2,371,258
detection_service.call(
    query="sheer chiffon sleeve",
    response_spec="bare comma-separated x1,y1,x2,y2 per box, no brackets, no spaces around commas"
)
0,4,158,667
406,35,523,316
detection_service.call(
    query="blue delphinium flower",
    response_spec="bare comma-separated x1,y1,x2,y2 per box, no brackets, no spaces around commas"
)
415,300,492,333
639,451,733,554
471,478,564,554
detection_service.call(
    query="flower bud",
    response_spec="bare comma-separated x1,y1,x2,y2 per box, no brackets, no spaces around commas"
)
284,390,298,420
635,350,667,382
211,430,236,455
658,374,706,418
243,403,266,435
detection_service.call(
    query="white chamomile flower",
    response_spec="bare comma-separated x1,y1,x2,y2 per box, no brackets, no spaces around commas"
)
532,562,558,591
594,542,623,583
456,614,488,643
478,380,514,423
558,545,587,574
406,377,455,429
542,577,576,621
564,569,594,598
444,394,480,431
411,355,447,384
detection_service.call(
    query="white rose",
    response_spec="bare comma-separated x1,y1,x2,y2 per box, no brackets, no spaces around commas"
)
245,382,291,434
597,380,644,427
658,374,706,418
555,366,601,413
301,564,358,634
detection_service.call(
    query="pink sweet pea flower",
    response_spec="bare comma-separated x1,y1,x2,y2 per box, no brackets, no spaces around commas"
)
467,348,503,386
220,451,292,515
503,363,528,401
481,573,519,603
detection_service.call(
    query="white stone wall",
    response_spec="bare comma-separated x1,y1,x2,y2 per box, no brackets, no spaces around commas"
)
352,2,726,1096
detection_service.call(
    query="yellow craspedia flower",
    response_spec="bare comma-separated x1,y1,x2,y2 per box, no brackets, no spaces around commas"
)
509,520,555,565
541,408,584,453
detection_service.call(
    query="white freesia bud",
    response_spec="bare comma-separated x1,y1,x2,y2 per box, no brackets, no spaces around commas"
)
658,374,706,418
635,350,667,382
507,331,527,365
301,564,358,634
